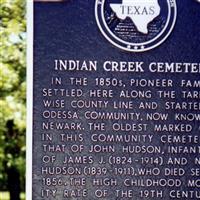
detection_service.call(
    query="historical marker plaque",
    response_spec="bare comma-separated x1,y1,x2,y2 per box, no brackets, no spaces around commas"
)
27,0,200,199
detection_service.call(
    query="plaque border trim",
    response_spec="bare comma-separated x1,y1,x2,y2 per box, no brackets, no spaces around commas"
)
26,0,33,199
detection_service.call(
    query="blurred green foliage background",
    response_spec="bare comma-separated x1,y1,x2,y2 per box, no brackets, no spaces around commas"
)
0,0,26,199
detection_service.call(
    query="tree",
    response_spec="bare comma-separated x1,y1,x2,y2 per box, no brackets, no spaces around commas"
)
0,0,26,199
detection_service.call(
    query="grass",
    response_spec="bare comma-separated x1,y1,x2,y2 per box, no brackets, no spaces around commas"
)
0,192,25,200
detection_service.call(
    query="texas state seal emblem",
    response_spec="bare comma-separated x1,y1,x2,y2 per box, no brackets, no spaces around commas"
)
95,0,177,52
